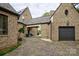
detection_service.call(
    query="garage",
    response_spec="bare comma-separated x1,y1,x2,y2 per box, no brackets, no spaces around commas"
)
59,26,75,41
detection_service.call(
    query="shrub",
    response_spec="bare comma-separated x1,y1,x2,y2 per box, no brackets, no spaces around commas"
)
18,27,24,33
0,43,21,56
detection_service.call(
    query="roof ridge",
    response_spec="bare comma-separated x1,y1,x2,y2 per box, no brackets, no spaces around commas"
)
18,6,28,15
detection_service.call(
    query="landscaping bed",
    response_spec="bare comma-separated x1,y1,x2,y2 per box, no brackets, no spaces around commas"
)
0,43,21,56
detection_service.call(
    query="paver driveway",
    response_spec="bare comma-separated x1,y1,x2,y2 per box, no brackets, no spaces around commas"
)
5,37,79,56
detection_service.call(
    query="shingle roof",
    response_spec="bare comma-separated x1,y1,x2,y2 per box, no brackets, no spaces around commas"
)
18,16,51,25
0,3,19,15
18,8,25,15
18,7,29,15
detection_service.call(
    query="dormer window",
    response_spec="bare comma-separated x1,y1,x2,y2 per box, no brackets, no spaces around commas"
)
65,9,68,16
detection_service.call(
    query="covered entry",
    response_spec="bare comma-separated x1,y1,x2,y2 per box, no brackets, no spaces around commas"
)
25,16,51,38
26,25,41,37
59,26,75,41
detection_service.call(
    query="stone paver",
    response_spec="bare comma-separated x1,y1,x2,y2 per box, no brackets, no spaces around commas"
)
5,37,79,56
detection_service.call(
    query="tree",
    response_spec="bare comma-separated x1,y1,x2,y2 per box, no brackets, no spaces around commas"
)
42,10,54,16
42,12,50,16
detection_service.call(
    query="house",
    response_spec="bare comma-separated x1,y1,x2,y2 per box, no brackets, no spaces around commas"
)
19,3,79,41
0,3,19,50
18,7,32,31
24,16,51,38
51,3,79,41
17,7,54,39
22,10,54,38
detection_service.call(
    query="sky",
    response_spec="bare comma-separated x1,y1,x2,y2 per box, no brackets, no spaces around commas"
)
10,3,60,18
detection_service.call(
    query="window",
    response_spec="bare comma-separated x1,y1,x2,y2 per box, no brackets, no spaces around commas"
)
65,9,68,16
0,14,8,35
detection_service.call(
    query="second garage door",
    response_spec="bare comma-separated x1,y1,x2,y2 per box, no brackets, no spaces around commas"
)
59,26,75,41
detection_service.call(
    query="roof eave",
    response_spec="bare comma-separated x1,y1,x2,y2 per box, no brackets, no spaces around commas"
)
0,7,20,16
26,21,51,26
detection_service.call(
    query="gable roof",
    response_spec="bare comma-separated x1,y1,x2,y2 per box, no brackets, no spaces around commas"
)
50,3,79,18
18,16,51,25
18,3,79,25
18,8,25,15
50,3,62,18
0,3,19,16
18,7,31,15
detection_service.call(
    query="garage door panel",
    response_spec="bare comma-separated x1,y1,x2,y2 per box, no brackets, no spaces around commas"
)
59,27,75,41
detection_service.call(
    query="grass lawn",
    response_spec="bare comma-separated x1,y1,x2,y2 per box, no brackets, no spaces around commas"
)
0,42,21,56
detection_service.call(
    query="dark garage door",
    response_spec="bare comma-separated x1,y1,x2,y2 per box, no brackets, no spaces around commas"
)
59,26,75,41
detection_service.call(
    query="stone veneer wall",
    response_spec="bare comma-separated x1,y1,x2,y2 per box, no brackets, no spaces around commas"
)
41,24,50,39
25,24,50,39
18,8,32,31
0,10,18,50
52,3,79,41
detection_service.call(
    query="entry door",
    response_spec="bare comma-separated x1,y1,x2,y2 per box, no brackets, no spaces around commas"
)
59,26,75,41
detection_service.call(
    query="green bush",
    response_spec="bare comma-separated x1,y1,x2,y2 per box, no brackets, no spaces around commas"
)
0,43,21,56
18,27,24,33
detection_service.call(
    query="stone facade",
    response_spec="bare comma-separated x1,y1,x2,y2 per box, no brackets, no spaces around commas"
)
18,23,23,31
0,10,18,50
25,25,39,37
51,3,79,41
24,3,79,41
18,7,32,30
26,24,50,39
31,27,38,37
41,24,50,38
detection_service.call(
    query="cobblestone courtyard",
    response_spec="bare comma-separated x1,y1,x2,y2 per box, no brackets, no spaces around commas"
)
5,37,79,56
